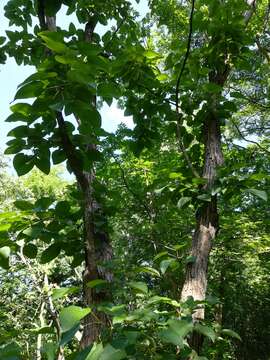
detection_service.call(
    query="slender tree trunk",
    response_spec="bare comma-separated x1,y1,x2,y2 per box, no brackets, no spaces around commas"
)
181,108,224,306
37,2,112,347
80,170,112,348
79,21,113,348
36,301,46,360
181,93,224,351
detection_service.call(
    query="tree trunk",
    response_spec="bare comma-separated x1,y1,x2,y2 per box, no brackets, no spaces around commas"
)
181,102,224,352
79,21,113,348
80,171,112,348
180,2,256,353
37,3,112,347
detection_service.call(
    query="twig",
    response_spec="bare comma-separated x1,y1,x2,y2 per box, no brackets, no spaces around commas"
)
231,119,270,155
112,154,154,220
104,15,128,50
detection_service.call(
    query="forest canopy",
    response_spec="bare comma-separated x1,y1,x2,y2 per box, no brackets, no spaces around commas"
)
0,0,269,359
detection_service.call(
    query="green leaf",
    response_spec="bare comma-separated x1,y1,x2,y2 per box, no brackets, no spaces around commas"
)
55,201,70,217
30,326,55,335
0,247,10,270
185,255,196,264
147,295,180,307
246,188,267,201
154,251,168,261
34,197,54,211
0,223,11,232
60,324,80,346
10,102,32,116
0,342,21,360
85,343,104,360
135,266,160,277
87,279,108,288
194,324,216,342
7,125,29,137
177,197,191,209
14,200,33,210
13,154,35,176
230,91,244,99
18,72,57,88
154,186,168,195
52,149,66,164
221,329,241,341
52,286,80,300
35,156,51,175
59,306,91,333
197,193,211,202
22,226,42,238
70,101,101,130
41,342,57,360
97,83,121,99
160,258,175,274
23,243,38,259
100,344,126,360
15,81,43,100
40,243,61,264
39,33,67,53
55,54,76,65
0,36,5,45
159,319,193,347
5,112,29,123
129,281,148,294
144,50,161,59
204,82,222,93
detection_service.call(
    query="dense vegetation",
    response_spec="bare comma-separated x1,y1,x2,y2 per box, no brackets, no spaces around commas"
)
0,0,269,359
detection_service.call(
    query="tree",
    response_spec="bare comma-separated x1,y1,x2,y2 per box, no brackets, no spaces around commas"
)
2,0,139,348
0,0,269,359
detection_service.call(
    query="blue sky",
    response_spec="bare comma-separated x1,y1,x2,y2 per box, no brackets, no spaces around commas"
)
0,0,148,153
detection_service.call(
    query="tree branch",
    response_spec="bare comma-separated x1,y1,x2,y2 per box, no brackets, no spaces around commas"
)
175,0,195,114
245,0,256,25
112,154,154,220
174,0,200,178
231,118,270,155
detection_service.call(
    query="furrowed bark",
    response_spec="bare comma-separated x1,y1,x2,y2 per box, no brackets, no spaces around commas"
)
79,19,112,348
56,112,112,347
181,104,224,351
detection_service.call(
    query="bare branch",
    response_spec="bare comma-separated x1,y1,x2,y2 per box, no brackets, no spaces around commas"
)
174,0,200,178
175,0,195,114
231,119,270,155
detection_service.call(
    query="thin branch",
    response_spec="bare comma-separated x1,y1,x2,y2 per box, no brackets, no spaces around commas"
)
104,15,128,50
175,0,195,114
112,154,154,220
255,37,270,63
244,0,257,25
174,0,200,178
231,119,270,155
176,116,200,178
137,83,177,107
